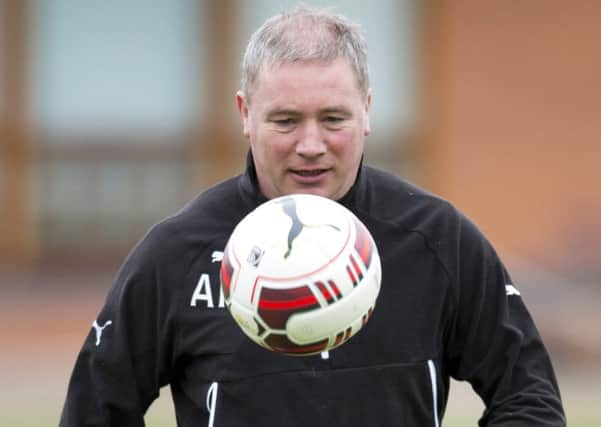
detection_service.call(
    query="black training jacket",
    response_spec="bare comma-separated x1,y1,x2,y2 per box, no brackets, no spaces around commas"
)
60,157,565,426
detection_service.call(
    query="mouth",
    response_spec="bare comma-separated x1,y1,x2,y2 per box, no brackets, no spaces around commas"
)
289,168,331,183
292,169,328,177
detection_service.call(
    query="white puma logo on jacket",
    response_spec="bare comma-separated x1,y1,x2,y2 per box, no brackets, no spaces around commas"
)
92,320,113,346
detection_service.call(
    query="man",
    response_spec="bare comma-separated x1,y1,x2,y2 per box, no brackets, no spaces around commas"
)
60,7,565,426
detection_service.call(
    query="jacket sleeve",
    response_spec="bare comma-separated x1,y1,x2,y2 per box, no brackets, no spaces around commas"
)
59,229,179,426
444,214,566,426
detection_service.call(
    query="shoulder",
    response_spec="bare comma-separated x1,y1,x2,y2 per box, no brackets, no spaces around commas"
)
122,175,247,279
361,166,460,228
152,174,246,242
360,166,504,295
360,165,490,257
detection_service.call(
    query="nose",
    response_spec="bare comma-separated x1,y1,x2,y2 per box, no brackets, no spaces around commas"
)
295,121,326,158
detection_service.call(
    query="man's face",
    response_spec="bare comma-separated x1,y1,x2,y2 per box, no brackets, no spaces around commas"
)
236,58,371,200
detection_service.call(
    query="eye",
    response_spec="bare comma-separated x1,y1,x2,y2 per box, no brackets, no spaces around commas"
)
273,118,295,126
323,115,345,128
269,116,299,133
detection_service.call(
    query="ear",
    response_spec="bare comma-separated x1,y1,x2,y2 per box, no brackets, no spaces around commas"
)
363,89,372,136
236,91,251,138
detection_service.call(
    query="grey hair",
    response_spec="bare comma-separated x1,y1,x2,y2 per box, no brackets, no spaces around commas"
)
240,6,369,102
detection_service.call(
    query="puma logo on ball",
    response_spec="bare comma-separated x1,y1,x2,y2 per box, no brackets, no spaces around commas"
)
279,197,340,258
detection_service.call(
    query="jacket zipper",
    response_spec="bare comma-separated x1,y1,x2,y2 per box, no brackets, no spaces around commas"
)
206,382,219,427
427,360,440,427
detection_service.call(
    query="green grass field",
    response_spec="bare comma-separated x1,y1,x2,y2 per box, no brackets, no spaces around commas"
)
142,377,596,426
12,376,591,426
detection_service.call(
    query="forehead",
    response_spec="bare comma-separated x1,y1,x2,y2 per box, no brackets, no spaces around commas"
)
252,58,364,105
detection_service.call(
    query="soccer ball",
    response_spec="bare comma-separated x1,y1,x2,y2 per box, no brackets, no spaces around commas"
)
220,194,381,356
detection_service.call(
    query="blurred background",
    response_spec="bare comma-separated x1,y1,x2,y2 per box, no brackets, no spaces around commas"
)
1,0,599,425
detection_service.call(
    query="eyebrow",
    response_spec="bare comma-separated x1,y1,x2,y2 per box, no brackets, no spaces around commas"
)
265,106,352,118
265,109,301,118
321,106,352,115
